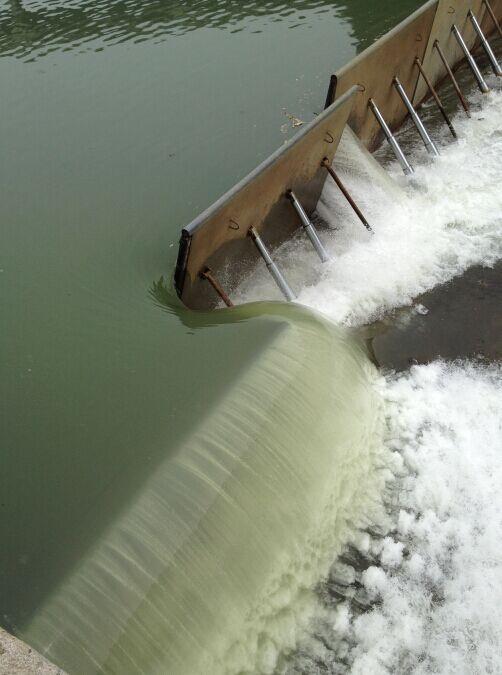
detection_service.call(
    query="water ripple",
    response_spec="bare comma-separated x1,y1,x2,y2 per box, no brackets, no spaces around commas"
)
0,0,342,61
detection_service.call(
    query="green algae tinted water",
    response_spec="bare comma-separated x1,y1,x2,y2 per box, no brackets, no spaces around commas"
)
0,0,422,669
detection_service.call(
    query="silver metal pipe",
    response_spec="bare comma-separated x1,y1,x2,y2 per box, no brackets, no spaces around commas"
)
393,77,440,157
368,98,414,175
468,10,502,76
287,191,330,262
248,227,295,301
452,24,490,93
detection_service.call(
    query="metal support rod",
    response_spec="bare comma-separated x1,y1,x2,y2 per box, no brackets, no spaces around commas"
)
468,10,502,76
368,98,414,175
248,226,295,301
200,267,234,307
393,76,440,157
321,158,372,232
452,24,490,93
483,0,502,39
434,40,471,117
287,191,330,262
415,57,457,138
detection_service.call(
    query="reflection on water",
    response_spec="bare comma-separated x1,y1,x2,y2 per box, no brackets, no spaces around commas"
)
0,0,423,668
0,0,337,59
0,0,424,60
23,304,386,675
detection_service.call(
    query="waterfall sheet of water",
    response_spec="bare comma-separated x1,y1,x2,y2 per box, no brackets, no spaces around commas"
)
22,305,387,675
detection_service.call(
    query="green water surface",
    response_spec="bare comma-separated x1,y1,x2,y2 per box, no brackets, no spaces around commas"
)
1,0,422,637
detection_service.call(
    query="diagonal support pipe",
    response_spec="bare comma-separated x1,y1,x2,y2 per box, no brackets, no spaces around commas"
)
452,24,490,93
468,10,502,76
287,191,330,262
393,76,440,157
483,0,502,39
321,158,372,232
368,98,414,175
415,57,457,139
200,267,234,307
248,227,295,301
434,40,471,117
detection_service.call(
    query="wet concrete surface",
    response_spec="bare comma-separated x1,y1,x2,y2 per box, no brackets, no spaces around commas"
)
368,261,502,372
0,628,65,675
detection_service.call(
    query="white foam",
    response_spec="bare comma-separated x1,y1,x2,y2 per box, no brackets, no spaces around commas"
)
349,362,502,674
236,80,502,327
285,362,502,674
239,79,502,673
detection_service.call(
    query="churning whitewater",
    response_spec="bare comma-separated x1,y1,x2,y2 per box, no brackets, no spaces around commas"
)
236,80,502,327
237,76,502,673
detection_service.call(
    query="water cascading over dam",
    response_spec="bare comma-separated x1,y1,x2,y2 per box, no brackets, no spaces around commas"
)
3,0,501,672
21,304,387,675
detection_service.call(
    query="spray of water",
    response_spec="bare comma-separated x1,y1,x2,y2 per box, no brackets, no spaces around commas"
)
236,82,502,328
236,77,502,672
238,80,502,675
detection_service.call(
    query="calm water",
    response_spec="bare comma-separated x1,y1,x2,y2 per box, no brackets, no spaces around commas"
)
1,0,423,647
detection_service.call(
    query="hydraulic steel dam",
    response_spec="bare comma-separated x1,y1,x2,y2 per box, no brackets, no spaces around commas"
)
1,0,502,673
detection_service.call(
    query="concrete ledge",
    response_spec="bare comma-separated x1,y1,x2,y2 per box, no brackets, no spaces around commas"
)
0,628,65,674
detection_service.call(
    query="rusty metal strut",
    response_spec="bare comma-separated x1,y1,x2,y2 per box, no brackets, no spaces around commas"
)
483,0,502,39
321,158,372,232
434,40,471,117
415,57,457,138
200,268,234,307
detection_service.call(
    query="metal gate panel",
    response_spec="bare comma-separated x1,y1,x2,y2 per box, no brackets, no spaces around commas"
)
327,1,438,151
175,86,359,309
414,0,485,103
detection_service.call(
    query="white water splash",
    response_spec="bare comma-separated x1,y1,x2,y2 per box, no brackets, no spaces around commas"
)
236,80,502,327
237,76,502,674
331,362,502,675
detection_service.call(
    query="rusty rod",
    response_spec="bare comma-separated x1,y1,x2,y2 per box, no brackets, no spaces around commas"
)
321,158,372,232
483,0,502,39
200,268,234,307
434,40,471,118
415,58,457,138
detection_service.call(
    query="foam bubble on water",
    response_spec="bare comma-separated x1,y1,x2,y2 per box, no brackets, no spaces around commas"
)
350,361,502,674
235,83,502,327
284,361,502,674
256,79,502,673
